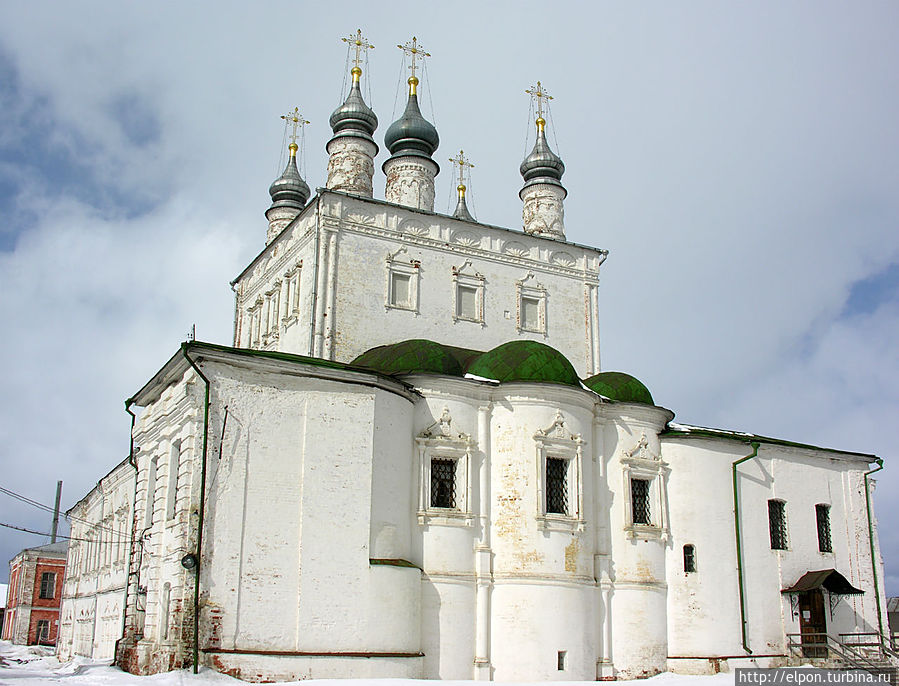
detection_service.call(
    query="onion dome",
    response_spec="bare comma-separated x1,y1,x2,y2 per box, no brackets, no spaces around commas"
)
520,117,565,192
383,77,439,167
268,143,310,211
467,341,580,387
583,371,654,405
351,339,480,377
329,67,378,148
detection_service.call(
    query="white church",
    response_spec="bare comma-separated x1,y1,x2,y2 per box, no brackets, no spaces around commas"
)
55,33,890,682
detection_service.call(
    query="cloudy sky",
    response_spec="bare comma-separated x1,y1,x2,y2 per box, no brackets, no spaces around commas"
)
0,2,896,599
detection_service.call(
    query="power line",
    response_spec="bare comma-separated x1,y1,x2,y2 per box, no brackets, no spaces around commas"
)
0,521,130,544
0,484,124,539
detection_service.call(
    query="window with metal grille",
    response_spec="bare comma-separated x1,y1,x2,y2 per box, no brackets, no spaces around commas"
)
683,544,696,573
816,504,832,553
430,458,456,509
631,478,651,524
39,572,55,599
768,499,788,550
546,457,568,515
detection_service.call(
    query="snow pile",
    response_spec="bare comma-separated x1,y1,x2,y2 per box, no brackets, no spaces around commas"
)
0,640,738,685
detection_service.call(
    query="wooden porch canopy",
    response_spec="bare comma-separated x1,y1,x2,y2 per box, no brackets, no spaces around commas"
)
781,569,864,595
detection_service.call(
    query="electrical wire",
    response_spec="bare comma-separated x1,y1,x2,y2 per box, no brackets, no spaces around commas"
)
1,484,130,540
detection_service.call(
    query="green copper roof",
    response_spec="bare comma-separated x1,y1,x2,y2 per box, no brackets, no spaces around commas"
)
583,371,654,405
350,339,480,377
466,341,580,387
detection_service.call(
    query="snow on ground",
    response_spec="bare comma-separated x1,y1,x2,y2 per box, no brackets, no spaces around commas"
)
0,641,736,686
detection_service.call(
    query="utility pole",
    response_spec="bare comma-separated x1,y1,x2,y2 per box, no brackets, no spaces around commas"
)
50,480,62,543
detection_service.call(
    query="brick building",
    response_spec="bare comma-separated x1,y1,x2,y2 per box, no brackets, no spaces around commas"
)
2,541,68,645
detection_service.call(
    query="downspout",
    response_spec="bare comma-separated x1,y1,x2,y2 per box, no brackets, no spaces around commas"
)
181,343,210,674
115,400,140,667
732,440,761,654
308,194,322,357
863,458,884,638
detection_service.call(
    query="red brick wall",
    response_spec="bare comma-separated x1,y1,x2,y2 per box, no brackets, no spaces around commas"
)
30,560,65,607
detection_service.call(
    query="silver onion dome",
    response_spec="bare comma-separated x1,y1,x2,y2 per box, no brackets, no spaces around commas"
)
268,145,310,211
519,118,565,191
383,77,439,169
329,67,378,148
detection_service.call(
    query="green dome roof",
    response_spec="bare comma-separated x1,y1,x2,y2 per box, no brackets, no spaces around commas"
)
466,341,580,387
351,339,478,377
583,371,654,405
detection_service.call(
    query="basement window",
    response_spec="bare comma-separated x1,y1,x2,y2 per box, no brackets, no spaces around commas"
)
683,544,696,573
816,504,832,553
36,620,50,644
768,499,788,550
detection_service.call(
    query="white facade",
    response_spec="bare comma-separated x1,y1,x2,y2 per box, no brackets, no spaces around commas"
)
57,458,135,661
231,191,605,377
106,342,886,682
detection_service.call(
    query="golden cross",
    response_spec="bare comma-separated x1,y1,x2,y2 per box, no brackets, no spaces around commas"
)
449,149,474,188
525,81,553,121
397,36,431,81
341,29,374,70
280,107,310,146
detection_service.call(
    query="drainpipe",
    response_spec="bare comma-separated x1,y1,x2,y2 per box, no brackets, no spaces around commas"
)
180,343,210,675
732,440,761,654
115,400,140,667
308,195,322,357
863,458,884,638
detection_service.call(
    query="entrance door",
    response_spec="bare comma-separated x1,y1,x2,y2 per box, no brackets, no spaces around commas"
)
798,590,828,658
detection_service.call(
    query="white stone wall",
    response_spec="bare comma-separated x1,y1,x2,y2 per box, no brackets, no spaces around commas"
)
232,192,605,376
116,346,885,681
57,459,135,661
663,436,885,673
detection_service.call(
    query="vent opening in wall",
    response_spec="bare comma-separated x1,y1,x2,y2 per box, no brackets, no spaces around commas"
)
557,650,567,671
683,544,696,573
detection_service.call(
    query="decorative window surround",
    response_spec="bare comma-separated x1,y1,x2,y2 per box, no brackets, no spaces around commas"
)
620,432,670,541
386,246,421,313
452,260,485,325
516,272,547,334
534,411,585,532
282,261,302,325
416,408,475,526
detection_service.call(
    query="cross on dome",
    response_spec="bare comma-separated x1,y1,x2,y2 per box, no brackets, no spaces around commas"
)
342,28,374,74
449,149,474,191
397,36,431,84
525,81,553,127
281,107,310,150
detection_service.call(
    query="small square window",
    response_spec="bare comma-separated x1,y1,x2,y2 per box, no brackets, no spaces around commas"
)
391,272,412,308
546,457,568,515
683,544,696,573
39,572,55,599
768,499,788,550
816,504,832,553
430,458,457,509
631,478,651,525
